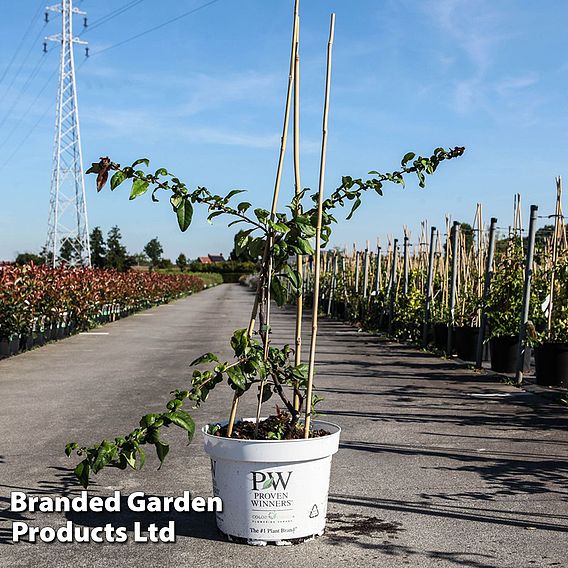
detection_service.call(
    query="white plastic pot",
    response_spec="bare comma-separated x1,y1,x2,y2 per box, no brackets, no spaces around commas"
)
202,419,341,545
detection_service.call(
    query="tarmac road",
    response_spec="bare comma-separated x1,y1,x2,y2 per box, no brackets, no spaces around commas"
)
0,283,566,567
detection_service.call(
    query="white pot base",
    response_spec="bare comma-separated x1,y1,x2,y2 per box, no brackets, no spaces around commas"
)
221,527,325,546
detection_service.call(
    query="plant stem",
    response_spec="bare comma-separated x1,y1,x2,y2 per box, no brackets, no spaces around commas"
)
304,12,335,438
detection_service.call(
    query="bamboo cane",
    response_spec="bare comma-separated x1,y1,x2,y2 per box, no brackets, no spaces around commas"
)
292,13,303,411
304,12,335,438
547,177,563,335
230,0,300,438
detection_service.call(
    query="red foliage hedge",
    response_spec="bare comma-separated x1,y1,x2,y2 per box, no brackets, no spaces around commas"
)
0,264,204,338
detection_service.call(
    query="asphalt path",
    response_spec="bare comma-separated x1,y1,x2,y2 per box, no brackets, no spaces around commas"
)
0,283,566,567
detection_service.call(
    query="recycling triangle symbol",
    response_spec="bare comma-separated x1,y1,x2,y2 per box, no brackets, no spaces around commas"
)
309,504,319,518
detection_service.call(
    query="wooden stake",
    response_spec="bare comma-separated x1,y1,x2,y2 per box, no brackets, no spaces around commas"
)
547,177,563,335
304,12,335,438
230,0,300,438
292,11,303,411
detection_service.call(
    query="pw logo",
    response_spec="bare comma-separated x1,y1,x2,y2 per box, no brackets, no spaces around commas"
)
251,471,292,491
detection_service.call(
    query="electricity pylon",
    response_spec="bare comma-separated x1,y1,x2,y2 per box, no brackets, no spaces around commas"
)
44,0,91,267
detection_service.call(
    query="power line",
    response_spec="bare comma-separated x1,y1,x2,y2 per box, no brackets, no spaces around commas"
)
0,66,58,153
94,0,221,56
0,50,53,133
0,19,47,104
0,0,44,87
0,101,52,173
82,0,146,35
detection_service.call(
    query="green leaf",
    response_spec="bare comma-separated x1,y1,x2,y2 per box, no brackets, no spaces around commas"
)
254,208,269,224
65,442,78,457
167,410,195,443
110,171,126,190
261,383,272,403
170,195,182,209
130,178,149,200
225,189,246,200
74,461,90,489
346,197,361,220
207,211,224,223
270,276,287,306
176,198,193,232
230,328,250,357
401,152,415,167
137,446,146,469
296,238,314,255
235,229,253,256
248,237,266,258
155,440,169,468
262,477,273,489
123,449,136,469
237,201,252,213
132,158,150,168
268,220,290,234
282,264,302,291
190,352,220,366
155,167,168,176
140,413,159,428
226,365,246,391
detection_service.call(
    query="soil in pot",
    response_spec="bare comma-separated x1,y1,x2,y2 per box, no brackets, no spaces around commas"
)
535,343,568,387
214,414,330,440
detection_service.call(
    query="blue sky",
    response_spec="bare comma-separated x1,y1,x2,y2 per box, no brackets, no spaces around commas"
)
1,0,567,261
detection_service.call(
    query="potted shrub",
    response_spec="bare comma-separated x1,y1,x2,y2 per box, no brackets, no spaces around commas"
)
65,143,463,543
534,253,568,387
485,239,535,373
452,292,481,362
64,9,464,544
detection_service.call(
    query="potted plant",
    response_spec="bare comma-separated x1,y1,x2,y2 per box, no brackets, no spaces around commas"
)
485,239,535,373
452,288,481,362
533,252,568,387
64,8,464,545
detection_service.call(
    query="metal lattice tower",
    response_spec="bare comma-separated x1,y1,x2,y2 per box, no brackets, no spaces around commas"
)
45,0,91,267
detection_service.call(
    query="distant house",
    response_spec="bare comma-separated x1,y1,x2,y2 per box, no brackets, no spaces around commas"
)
198,254,225,264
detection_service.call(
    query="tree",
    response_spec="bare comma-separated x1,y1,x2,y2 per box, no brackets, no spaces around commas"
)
59,238,79,265
39,246,54,267
131,252,150,266
144,237,163,269
90,227,107,268
176,253,188,272
15,252,45,265
106,226,132,272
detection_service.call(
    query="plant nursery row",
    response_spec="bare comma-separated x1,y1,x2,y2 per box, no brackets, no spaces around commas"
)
307,199,568,388
0,264,206,358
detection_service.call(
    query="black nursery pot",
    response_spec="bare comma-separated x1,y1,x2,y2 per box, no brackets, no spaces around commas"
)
490,336,517,373
535,343,568,387
489,335,531,373
0,339,10,359
19,334,33,352
333,300,346,320
433,323,449,351
454,326,480,361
